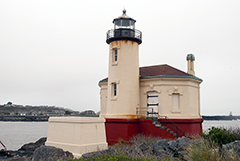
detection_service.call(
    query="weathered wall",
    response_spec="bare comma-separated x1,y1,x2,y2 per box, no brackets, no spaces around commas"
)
106,40,140,118
46,117,108,157
139,77,202,119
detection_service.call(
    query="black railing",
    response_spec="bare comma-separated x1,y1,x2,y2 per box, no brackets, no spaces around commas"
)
136,107,158,117
106,29,142,44
159,116,187,138
136,107,190,138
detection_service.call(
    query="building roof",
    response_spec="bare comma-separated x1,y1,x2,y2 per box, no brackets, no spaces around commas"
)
99,64,202,83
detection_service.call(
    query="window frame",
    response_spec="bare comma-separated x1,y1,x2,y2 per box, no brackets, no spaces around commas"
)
113,83,117,96
111,47,120,66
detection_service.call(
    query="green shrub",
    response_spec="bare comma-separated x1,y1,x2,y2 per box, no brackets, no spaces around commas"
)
201,127,238,147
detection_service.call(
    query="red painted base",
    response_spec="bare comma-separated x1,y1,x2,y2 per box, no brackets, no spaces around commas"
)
105,118,203,145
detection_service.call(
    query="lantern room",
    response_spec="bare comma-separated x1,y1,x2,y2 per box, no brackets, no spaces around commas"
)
113,10,135,29
106,10,142,44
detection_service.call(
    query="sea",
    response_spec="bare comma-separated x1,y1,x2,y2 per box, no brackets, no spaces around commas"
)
0,120,240,150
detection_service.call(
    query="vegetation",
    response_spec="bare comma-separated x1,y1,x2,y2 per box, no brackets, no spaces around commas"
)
201,126,240,147
0,104,66,116
69,127,240,161
68,154,161,161
185,138,239,161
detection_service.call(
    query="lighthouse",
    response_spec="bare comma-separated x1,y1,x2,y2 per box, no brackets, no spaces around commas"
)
99,11,203,145
102,10,142,118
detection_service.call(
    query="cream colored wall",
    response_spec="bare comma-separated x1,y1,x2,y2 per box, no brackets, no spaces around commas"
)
105,40,140,118
99,82,108,117
99,77,202,119
46,117,108,158
139,77,202,119
187,60,195,75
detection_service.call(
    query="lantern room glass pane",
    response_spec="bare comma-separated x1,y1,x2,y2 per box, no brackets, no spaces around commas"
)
114,20,121,29
115,20,121,26
122,19,129,26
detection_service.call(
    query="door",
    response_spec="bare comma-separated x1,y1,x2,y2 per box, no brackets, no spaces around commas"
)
147,92,159,117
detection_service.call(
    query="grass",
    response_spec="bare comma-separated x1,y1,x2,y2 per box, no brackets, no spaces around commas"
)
69,127,240,161
185,138,239,161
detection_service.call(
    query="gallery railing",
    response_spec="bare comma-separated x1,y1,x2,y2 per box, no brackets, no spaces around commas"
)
106,29,142,44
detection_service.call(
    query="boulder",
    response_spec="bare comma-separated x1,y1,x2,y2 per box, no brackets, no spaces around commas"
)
16,137,47,158
31,145,73,161
139,141,149,151
222,140,240,156
18,137,46,152
152,139,172,156
176,136,191,151
168,140,178,151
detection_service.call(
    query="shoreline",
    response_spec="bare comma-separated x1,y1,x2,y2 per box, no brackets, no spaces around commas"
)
1,115,240,122
0,116,49,122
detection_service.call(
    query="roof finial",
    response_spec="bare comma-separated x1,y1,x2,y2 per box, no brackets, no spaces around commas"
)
123,8,126,14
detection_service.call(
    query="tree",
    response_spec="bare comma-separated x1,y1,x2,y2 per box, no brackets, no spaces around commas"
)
65,110,71,115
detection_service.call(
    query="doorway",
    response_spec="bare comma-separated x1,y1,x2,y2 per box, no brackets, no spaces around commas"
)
147,91,159,117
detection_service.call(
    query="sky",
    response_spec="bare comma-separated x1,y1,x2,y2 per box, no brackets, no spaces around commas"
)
0,0,240,115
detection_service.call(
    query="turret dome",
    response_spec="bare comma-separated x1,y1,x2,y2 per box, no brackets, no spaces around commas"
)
186,54,195,61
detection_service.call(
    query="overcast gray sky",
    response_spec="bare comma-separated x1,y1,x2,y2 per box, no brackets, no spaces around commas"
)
1,0,240,115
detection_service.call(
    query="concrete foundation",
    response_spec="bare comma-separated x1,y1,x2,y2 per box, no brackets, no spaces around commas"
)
45,117,108,158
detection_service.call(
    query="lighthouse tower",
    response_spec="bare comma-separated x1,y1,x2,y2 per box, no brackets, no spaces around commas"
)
105,10,142,118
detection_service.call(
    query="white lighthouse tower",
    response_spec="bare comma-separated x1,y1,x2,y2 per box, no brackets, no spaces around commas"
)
104,10,142,118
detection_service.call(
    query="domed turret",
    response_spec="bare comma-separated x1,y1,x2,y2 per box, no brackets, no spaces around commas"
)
106,10,142,44
187,54,195,61
186,53,195,75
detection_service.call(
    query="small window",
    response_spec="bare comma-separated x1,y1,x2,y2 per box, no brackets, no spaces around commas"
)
114,49,118,61
113,83,117,96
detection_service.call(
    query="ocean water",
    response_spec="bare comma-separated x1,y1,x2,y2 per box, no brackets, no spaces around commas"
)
0,121,48,150
0,120,240,150
202,120,240,132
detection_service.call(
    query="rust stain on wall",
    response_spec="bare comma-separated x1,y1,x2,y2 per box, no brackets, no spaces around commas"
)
118,114,138,119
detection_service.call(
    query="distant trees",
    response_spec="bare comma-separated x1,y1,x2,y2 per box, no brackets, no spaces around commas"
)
65,110,72,115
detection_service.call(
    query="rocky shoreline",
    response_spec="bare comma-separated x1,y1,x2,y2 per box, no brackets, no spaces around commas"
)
0,137,73,161
1,137,240,161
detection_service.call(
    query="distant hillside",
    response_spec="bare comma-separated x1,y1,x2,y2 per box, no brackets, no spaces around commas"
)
202,115,240,120
0,102,98,118
0,102,74,116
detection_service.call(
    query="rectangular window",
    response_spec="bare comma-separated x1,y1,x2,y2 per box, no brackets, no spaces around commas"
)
114,49,118,61
113,83,117,96
172,93,179,109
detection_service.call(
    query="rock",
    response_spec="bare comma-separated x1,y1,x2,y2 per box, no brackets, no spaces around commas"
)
132,146,144,157
139,141,149,151
152,139,172,156
18,137,46,151
152,139,169,150
222,140,240,156
15,137,47,158
176,136,191,151
223,140,240,151
168,140,178,151
31,145,73,161
122,147,132,155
